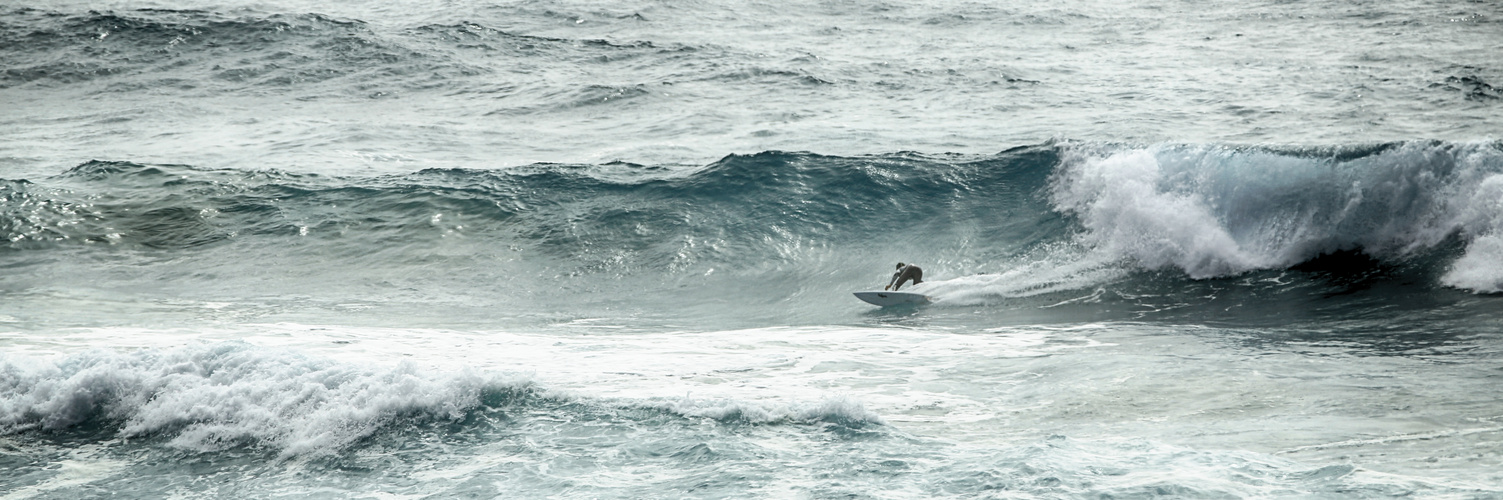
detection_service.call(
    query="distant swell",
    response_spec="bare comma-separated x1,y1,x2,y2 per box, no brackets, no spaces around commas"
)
0,8,705,100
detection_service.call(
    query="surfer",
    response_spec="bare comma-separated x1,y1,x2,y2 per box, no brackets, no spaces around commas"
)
885,262,923,291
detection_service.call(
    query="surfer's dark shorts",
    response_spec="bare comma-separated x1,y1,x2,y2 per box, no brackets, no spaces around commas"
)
897,267,923,288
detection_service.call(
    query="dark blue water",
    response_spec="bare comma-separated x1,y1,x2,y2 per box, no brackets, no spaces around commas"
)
4,1,1503,498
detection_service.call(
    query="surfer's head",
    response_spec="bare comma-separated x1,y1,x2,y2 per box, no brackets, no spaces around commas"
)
896,262,905,269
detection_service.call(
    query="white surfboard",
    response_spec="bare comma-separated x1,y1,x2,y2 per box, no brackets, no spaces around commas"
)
853,291,931,307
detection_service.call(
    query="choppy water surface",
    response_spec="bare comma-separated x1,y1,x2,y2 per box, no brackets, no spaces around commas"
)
3,0,1502,498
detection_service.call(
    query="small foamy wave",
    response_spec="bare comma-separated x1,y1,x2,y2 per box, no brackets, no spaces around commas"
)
0,342,534,457
659,395,885,428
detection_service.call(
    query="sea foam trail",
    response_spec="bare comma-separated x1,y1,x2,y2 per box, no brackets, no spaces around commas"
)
0,342,533,456
1048,141,1503,291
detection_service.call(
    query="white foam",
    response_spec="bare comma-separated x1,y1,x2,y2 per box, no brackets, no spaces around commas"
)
1053,148,1276,278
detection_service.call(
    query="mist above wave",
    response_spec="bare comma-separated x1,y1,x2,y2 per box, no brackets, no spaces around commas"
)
3,1,1498,173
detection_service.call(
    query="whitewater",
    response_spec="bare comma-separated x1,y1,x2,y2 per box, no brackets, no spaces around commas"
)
3,0,1503,498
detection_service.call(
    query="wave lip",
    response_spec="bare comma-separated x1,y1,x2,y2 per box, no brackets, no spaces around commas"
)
1049,141,1503,291
0,8,469,95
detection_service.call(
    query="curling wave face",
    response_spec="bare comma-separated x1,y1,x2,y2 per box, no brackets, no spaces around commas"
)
2,141,1502,331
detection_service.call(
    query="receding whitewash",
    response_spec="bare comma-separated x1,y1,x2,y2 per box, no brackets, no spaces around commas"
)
0,453,130,500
